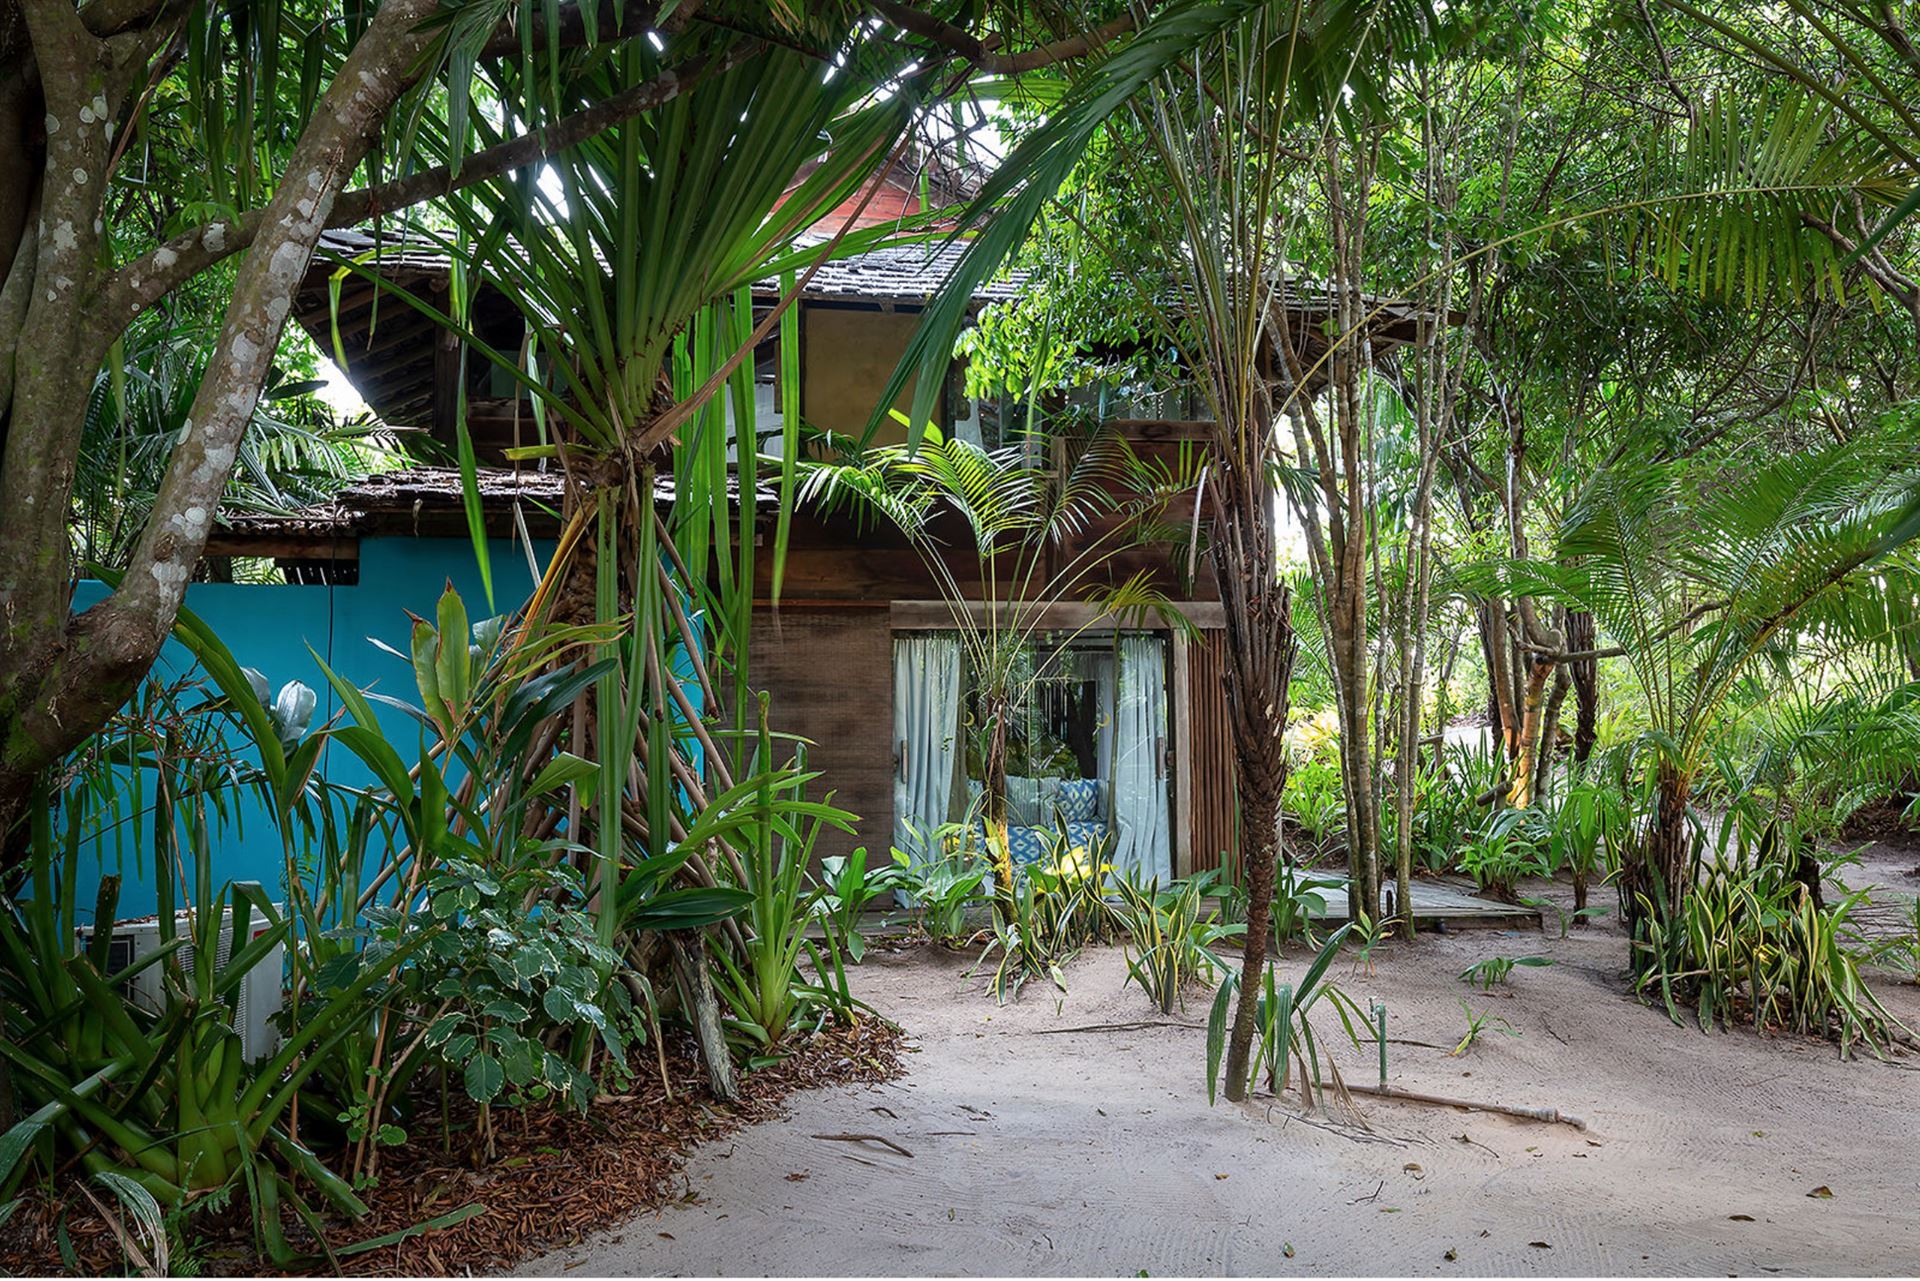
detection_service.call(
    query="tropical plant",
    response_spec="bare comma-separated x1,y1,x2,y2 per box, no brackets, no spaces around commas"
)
1458,807,1549,902
1281,757,1349,858
1487,436,1920,954
1459,955,1554,990
1739,675,1920,839
816,848,908,965
711,722,862,1051
1412,737,1504,873
1114,869,1243,1013
1205,923,1366,1108
1345,907,1396,978
969,833,1115,1004
1273,864,1342,947
892,834,994,946
1449,1001,1520,1057
407,856,642,1145
802,422,1195,908
1631,821,1904,1055
1541,771,1629,915
0,667,436,1268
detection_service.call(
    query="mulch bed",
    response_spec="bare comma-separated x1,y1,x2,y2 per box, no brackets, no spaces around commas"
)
0,1018,903,1277
1839,796,1920,850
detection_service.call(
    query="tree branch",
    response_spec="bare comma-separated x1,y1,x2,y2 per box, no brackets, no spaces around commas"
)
1515,598,1727,661
103,42,757,321
867,0,1134,74
78,0,447,687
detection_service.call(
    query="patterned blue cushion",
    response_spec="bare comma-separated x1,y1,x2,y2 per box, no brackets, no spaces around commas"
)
1053,778,1101,823
1063,821,1106,855
1006,825,1049,866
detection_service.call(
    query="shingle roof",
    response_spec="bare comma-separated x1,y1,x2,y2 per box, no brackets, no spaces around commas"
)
311,229,1025,308
217,466,776,541
772,238,1026,307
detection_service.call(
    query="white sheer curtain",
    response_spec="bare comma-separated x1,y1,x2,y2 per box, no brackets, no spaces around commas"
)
1110,635,1171,879
892,634,964,866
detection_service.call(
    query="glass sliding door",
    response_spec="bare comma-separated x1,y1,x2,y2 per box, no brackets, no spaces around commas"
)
890,628,1172,879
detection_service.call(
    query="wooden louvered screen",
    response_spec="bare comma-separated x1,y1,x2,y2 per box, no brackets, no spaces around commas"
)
1183,629,1239,881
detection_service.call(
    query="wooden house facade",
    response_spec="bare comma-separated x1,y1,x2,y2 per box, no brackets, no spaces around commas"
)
249,234,1436,880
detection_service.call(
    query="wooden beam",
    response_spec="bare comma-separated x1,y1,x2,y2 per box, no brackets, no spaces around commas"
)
888,600,1225,631
203,533,360,559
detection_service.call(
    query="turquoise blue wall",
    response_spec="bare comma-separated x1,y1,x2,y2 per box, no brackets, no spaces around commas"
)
69,536,549,923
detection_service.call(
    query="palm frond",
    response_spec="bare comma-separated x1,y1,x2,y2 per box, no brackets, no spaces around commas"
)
1628,89,1913,306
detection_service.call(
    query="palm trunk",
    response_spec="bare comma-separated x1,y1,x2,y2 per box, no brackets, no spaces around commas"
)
1567,610,1599,765
1213,441,1296,1104
1652,764,1693,911
980,689,1014,917
1628,762,1694,954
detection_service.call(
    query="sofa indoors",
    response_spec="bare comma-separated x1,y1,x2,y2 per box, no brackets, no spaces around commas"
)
971,775,1121,866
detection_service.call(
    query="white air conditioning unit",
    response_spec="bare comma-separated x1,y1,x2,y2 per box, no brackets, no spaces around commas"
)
76,904,286,1063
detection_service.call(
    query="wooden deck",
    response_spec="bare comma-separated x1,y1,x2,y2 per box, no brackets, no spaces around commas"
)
1304,874,1544,932
857,874,1542,936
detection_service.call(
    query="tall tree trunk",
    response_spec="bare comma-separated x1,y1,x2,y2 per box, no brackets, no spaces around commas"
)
1480,600,1517,756
0,0,443,871
1565,609,1598,914
1533,663,1570,796
1214,432,1296,1106
1567,609,1598,764
1393,220,1447,938
1506,655,1556,807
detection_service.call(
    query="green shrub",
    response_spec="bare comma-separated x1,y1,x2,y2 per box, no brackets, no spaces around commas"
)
1458,806,1550,900
891,824,992,944
1274,863,1342,946
1114,869,1242,1013
1281,756,1347,857
1631,822,1905,1055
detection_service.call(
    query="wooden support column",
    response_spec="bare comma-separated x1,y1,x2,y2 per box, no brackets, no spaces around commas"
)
1171,630,1194,879
431,298,462,449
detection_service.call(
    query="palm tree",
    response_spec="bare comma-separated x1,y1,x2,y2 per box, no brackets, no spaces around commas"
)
800,423,1196,896
72,319,401,571
874,0,1443,1101
334,26,948,1092
1495,434,1920,955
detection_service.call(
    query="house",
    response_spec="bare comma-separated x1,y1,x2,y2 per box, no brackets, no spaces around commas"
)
207,234,1438,889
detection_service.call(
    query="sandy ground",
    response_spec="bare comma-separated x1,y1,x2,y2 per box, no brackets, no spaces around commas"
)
517,872,1920,1278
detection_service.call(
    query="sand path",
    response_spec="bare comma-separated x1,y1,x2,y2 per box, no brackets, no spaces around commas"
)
517,880,1920,1277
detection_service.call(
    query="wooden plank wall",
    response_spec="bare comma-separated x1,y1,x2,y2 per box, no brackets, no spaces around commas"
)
1185,629,1239,881
749,606,895,869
